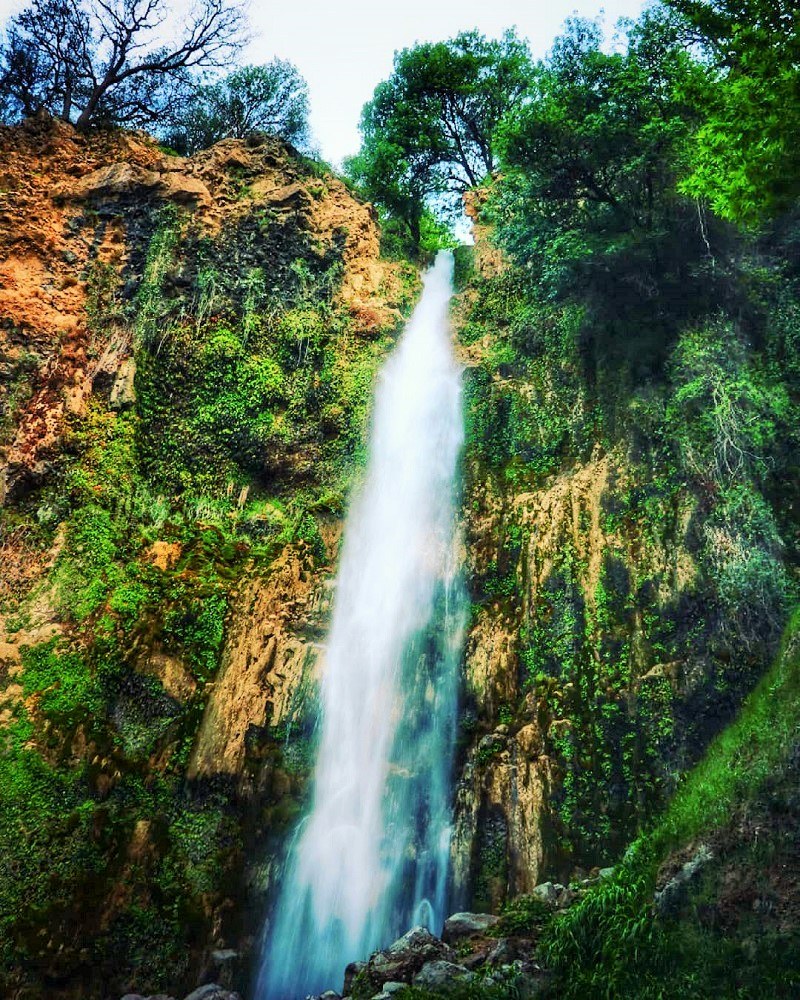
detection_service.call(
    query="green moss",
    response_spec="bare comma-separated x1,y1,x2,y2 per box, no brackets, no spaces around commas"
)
0,717,102,971
20,639,103,725
541,609,800,998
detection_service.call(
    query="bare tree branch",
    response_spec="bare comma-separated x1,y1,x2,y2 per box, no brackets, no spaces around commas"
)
0,0,247,129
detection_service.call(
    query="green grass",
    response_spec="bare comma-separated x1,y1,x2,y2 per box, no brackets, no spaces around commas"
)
541,607,800,999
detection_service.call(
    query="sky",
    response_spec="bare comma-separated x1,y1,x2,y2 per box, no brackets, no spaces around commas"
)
0,0,648,166
244,0,648,166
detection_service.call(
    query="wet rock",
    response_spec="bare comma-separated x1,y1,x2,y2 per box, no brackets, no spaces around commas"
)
478,733,506,756
210,949,238,964
343,961,367,995
531,882,559,907
183,985,241,1000
203,948,239,989
362,926,454,992
319,991,341,1000
598,867,615,881
654,845,714,916
442,911,500,943
412,960,474,991
387,926,451,960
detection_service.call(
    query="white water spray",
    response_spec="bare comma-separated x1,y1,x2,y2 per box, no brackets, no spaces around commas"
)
258,252,465,999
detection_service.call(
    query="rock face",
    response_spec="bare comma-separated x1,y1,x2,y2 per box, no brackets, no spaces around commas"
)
0,116,406,531
0,116,415,1000
447,194,790,911
340,917,550,1000
188,533,338,780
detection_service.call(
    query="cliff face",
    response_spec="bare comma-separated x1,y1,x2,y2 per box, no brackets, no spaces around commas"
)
0,116,415,999
2,116,797,1000
449,192,799,911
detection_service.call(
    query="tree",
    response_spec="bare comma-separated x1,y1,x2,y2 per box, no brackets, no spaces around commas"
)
0,0,246,129
173,61,310,154
494,11,727,368
1,1,92,120
350,29,532,242
666,0,800,223
498,13,704,241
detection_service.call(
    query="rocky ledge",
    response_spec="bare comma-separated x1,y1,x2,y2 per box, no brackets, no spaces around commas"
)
326,909,554,1000
122,985,241,1000
121,874,615,1000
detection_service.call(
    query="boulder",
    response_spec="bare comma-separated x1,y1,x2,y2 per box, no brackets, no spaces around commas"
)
183,986,241,1000
343,960,367,995
555,886,578,909
120,995,175,1000
53,161,211,208
654,845,714,916
530,882,559,907
120,995,172,1000
362,926,453,992
387,926,451,960
486,938,517,966
412,960,474,991
442,912,500,944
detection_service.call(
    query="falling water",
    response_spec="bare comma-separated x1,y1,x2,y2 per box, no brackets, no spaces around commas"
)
258,252,465,999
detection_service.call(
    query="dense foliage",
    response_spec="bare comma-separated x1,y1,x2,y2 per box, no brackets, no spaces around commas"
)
169,61,311,154
668,0,800,223
443,3,800,994
346,30,532,244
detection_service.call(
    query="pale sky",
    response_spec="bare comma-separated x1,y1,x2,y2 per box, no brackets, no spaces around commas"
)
0,0,648,166
245,1,648,166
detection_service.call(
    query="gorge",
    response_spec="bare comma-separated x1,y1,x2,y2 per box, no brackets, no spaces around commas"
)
1,3,800,998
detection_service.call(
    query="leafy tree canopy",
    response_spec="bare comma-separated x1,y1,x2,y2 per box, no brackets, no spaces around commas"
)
0,0,246,129
170,61,310,154
666,0,800,224
348,29,532,245
493,10,731,369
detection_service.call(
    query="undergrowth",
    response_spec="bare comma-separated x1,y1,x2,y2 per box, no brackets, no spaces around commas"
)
540,608,800,998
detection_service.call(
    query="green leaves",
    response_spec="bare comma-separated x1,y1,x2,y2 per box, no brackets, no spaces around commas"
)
348,30,533,245
171,61,311,154
495,11,705,311
668,0,800,223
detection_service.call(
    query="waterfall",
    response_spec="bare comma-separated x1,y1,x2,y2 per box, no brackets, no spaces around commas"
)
258,251,465,999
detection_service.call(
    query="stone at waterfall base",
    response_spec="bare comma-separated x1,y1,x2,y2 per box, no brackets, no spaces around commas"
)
348,925,455,995
442,911,500,943
336,914,557,1000
120,986,240,1000
413,959,475,990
